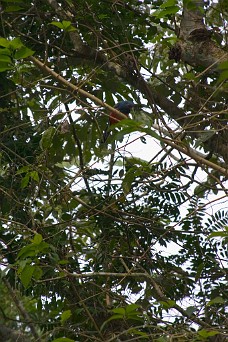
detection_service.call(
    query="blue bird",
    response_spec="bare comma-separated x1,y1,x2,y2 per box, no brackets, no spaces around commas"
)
103,100,135,142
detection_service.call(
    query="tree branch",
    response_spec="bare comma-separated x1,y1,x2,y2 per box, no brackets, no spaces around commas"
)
3,278,41,341
173,0,228,69
43,269,212,330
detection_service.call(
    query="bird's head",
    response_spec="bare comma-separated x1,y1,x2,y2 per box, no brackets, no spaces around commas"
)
114,100,135,115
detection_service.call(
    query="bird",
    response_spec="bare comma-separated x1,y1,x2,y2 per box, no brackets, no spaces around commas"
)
102,100,135,142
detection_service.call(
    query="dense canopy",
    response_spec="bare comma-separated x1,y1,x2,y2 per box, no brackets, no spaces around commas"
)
0,0,227,341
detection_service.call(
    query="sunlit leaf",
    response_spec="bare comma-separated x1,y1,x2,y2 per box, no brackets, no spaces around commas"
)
61,310,72,324
33,234,43,245
198,329,219,338
15,46,35,59
207,297,225,306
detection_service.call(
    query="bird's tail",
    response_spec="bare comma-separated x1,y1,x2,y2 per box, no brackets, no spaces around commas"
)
101,124,110,143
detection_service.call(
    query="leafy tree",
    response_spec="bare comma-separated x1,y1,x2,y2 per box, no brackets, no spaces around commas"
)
0,0,227,341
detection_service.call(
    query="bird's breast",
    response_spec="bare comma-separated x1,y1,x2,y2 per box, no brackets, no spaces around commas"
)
109,112,128,125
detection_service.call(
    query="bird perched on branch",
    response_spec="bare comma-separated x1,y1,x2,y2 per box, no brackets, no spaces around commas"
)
102,100,135,142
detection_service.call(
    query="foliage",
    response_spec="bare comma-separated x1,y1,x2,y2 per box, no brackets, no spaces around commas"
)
0,0,227,341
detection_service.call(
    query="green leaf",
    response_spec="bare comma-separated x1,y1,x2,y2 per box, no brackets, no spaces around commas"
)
129,328,149,338
52,338,74,342
195,263,204,281
184,72,196,80
15,46,34,59
185,306,196,317
61,310,72,324
125,303,141,314
32,234,43,245
122,168,138,195
100,314,124,331
98,14,109,19
160,300,176,309
33,266,43,280
140,126,160,140
127,314,143,322
207,297,225,306
62,20,76,31
160,0,177,8
0,63,13,72
0,54,12,63
217,69,228,83
30,171,39,182
17,241,49,259
119,168,124,178
37,299,42,311
5,5,23,12
20,264,34,288
218,60,228,70
183,0,198,9
0,38,10,47
17,245,37,259
10,37,23,49
61,20,71,29
152,6,179,18
40,126,56,150
111,307,125,315
207,229,228,239
195,130,216,147
58,259,69,265
198,329,219,338
16,165,31,174
50,20,76,32
21,173,30,188
1,0,24,2
50,21,64,29
126,157,149,168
